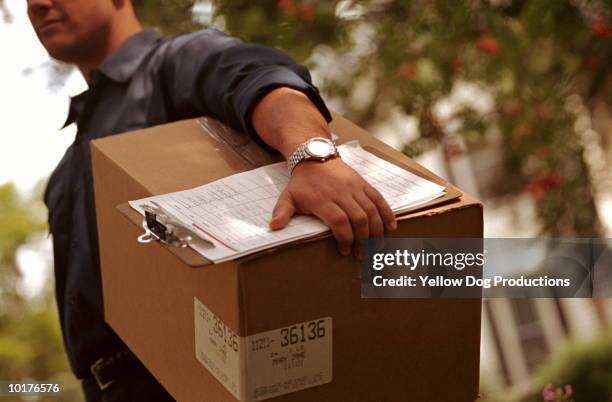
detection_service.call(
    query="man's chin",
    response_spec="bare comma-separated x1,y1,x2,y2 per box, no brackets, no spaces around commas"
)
40,37,82,63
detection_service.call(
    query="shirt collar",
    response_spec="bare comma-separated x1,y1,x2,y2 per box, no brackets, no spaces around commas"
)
61,90,89,129
60,30,162,129
97,29,161,83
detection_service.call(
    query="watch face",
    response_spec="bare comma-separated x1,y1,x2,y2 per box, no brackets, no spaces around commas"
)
306,138,333,158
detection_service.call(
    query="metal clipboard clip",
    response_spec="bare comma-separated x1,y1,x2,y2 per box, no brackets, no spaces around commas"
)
136,201,214,249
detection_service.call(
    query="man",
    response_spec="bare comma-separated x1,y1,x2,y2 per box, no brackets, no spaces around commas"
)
27,0,397,400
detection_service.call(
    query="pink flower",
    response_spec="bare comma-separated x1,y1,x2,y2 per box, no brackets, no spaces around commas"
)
564,384,574,398
542,384,556,401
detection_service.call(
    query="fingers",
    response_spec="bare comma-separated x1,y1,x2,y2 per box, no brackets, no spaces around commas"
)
353,192,385,239
313,202,354,256
269,190,296,230
364,185,397,231
353,191,386,254
270,164,398,258
335,196,370,257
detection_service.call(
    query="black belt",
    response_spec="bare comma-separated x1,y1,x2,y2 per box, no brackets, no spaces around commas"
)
89,349,141,391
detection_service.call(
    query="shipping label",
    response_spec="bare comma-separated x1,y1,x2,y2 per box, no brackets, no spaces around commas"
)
194,297,332,401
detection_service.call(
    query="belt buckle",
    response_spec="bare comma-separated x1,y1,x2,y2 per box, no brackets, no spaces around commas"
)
90,357,115,391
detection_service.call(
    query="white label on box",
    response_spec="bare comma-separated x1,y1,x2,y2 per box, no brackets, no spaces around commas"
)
246,315,333,401
194,298,245,400
194,298,332,402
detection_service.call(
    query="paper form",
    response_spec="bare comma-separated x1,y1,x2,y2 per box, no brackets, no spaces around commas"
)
129,141,445,263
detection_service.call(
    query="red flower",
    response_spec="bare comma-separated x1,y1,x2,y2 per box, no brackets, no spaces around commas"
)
591,20,612,38
534,103,550,119
452,57,463,72
278,0,295,14
503,99,522,117
525,182,545,201
541,172,562,188
536,146,549,159
397,63,416,79
513,123,532,139
298,3,316,22
581,56,598,69
476,35,501,53
524,172,562,201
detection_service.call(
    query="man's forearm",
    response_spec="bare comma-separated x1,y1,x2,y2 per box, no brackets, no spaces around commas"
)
252,87,331,158
251,86,396,257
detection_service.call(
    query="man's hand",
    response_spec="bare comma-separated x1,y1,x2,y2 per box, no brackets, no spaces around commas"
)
269,158,397,256
252,86,397,256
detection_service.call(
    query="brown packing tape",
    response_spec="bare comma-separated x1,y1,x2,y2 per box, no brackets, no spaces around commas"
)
92,118,276,197
195,117,284,168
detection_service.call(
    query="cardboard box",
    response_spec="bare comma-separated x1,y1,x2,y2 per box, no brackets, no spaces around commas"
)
91,113,483,402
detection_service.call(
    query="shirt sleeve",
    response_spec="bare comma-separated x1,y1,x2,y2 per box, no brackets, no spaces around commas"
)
160,29,332,139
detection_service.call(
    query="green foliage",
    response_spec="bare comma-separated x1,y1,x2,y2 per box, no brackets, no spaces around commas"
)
135,0,202,33
0,304,82,402
0,182,81,400
0,183,47,315
531,329,612,402
216,0,350,61
0,307,64,378
0,183,46,257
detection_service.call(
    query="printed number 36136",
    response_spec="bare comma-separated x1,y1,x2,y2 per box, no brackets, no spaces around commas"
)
280,320,326,347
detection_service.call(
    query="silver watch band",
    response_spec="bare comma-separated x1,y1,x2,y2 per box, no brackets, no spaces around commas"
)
287,143,309,174
287,137,339,174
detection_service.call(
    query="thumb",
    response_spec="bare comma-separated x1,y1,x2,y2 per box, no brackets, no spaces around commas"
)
270,191,296,230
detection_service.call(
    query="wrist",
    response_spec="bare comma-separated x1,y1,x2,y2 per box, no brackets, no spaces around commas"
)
252,87,331,158
280,130,332,159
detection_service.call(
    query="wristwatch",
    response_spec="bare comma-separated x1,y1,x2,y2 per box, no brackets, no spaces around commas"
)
287,137,340,174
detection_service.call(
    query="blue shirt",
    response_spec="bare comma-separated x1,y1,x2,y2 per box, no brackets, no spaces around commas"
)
44,29,331,378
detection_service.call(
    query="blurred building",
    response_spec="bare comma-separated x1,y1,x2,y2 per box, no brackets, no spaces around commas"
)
395,89,612,397
481,298,612,395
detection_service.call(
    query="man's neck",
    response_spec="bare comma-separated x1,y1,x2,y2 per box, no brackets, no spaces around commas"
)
78,18,143,83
